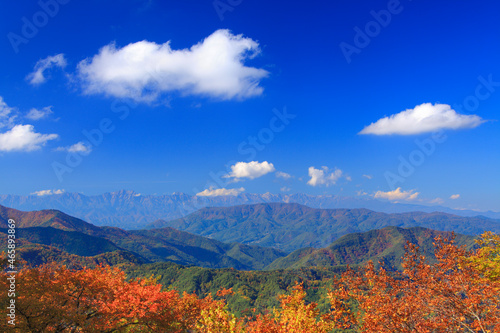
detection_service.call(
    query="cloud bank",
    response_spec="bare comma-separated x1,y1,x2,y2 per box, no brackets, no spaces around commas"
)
359,103,484,135
77,30,268,102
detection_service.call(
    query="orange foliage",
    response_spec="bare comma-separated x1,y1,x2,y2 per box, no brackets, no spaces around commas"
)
328,235,500,332
0,263,222,332
1,233,499,332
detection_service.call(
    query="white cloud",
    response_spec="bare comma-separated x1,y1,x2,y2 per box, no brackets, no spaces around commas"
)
31,189,65,196
357,190,368,196
224,161,275,181
0,97,18,129
275,171,292,180
26,54,67,85
373,187,419,201
363,174,373,180
0,124,58,152
450,194,460,200
0,98,59,153
307,166,343,187
55,141,92,155
77,29,268,102
359,103,485,135
429,197,444,204
196,187,244,197
25,106,53,121
280,186,291,192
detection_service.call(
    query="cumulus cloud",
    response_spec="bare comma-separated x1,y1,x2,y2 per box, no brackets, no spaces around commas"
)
450,194,460,200
31,189,65,196
196,187,244,196
363,174,373,180
373,187,419,201
0,98,59,153
26,54,67,85
280,186,291,192
307,166,343,187
359,103,485,135
77,29,269,102
25,106,53,121
275,171,292,180
55,141,92,155
0,124,58,152
224,161,275,181
0,97,18,129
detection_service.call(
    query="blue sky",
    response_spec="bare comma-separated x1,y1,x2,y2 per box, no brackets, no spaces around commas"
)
0,0,499,211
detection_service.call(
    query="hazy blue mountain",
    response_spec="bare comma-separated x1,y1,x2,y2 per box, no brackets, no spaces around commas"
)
0,190,498,229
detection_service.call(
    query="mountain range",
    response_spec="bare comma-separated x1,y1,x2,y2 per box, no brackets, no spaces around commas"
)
1,198,496,319
1,190,498,229
266,226,475,270
1,202,496,271
149,202,500,252
0,204,285,270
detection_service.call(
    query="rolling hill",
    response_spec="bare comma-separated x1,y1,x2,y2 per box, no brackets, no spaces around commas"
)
0,205,100,233
0,227,124,256
0,204,285,270
149,203,500,252
265,226,476,270
93,226,286,269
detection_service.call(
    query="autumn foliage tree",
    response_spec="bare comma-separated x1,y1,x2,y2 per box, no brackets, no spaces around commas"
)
0,263,221,332
328,233,500,332
1,232,499,332
244,283,334,333
467,231,500,281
